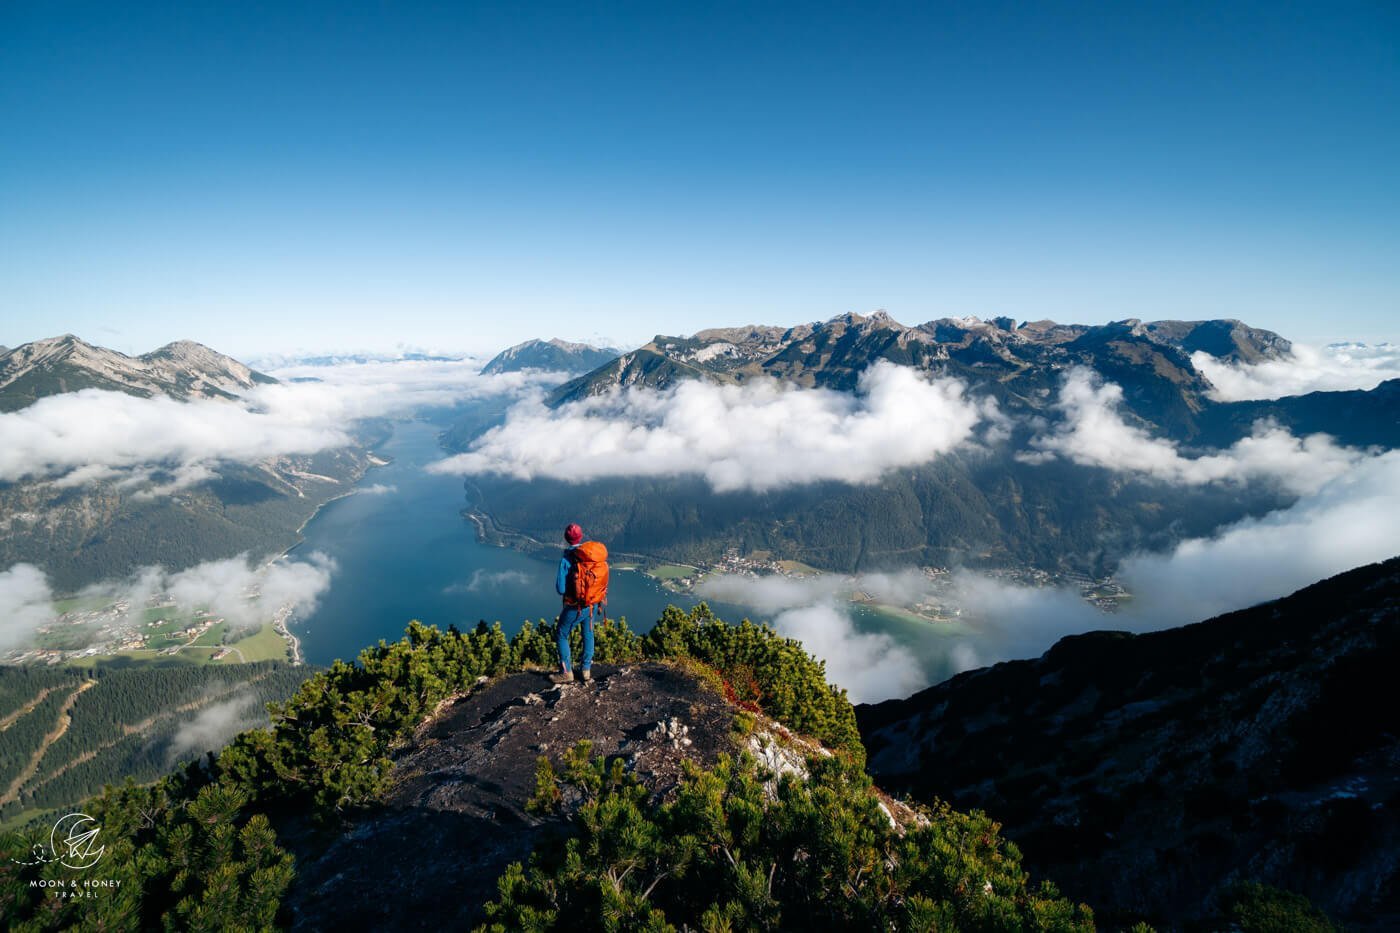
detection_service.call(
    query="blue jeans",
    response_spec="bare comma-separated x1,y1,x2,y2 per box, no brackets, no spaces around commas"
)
557,605,595,671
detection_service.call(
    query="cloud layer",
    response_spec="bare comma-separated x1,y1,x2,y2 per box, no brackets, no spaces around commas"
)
946,449,1400,668
0,358,553,491
0,564,56,651
107,552,338,629
1023,367,1366,494
445,568,533,594
430,362,996,492
1193,342,1400,401
694,445,1399,693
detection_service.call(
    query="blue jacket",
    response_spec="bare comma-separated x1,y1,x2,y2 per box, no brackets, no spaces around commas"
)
556,548,574,599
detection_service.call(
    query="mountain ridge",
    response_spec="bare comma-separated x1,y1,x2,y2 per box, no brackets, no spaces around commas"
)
547,313,1290,432
0,334,276,412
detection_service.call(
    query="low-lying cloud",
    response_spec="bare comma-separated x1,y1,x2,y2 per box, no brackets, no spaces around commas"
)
445,568,534,594
0,358,554,492
354,483,398,496
1193,342,1400,401
944,450,1400,669
1022,367,1367,494
429,362,998,492
0,552,338,652
166,690,264,764
696,449,1400,692
0,563,56,651
696,573,927,703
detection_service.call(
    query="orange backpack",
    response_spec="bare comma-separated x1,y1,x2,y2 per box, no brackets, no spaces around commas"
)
566,541,609,609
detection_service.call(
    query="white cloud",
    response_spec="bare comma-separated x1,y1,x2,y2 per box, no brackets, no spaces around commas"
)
128,463,221,500
76,552,338,630
445,568,533,593
0,359,555,492
166,691,263,764
1193,343,1400,401
428,362,996,492
696,573,927,703
353,483,398,496
1115,450,1400,624
944,450,1400,666
0,389,349,485
1023,367,1367,494
0,564,56,651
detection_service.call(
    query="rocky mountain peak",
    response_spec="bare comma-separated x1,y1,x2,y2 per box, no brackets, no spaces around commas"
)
286,661,869,930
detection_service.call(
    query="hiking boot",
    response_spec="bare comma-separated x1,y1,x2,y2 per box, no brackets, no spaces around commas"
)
548,670,574,684
580,667,592,683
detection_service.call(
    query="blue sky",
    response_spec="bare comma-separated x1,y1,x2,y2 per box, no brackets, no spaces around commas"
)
2,1,1396,357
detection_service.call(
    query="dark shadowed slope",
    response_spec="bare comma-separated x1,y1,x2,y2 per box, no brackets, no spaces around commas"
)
857,557,1400,929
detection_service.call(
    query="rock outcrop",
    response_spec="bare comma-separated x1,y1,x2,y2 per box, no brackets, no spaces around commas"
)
286,662,792,930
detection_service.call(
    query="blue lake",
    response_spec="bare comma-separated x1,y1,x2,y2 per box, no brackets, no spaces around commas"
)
290,417,966,690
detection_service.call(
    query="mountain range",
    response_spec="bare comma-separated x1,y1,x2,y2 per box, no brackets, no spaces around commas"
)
452,312,1397,576
1,321,1395,927
547,312,1291,438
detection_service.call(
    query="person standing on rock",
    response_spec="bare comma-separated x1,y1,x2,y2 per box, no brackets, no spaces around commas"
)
550,523,609,684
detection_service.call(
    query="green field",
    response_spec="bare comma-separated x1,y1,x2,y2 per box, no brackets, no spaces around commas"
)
222,624,293,663
192,621,229,646
648,563,698,581
58,623,290,666
33,625,99,652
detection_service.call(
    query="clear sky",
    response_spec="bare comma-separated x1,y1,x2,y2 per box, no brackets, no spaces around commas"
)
2,1,1396,357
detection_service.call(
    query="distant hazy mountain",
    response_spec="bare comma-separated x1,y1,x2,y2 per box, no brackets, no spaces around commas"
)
0,334,276,412
480,337,621,375
251,350,462,368
856,556,1400,928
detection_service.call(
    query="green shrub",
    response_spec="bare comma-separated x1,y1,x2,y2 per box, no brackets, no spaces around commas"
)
0,605,1075,930
1225,881,1337,933
642,604,865,761
0,773,292,932
477,746,1094,932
